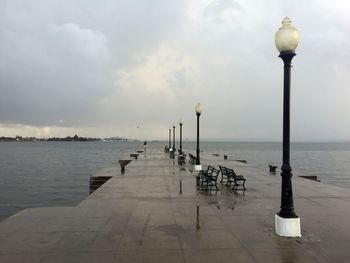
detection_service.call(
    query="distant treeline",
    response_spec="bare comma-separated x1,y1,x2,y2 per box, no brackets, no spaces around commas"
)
47,135,100,141
0,135,100,142
0,135,131,142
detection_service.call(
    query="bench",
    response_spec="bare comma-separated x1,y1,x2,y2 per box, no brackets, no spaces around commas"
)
219,166,246,190
188,153,197,164
219,165,229,184
269,165,277,173
200,166,220,191
164,146,169,153
198,165,214,184
177,153,186,165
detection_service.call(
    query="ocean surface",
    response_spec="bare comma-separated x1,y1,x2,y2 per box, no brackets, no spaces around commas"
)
1,141,350,221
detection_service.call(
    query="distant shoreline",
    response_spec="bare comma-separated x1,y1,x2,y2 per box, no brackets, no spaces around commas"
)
0,135,129,142
1,135,350,143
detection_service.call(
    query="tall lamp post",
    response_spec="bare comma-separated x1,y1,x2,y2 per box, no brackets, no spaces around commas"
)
168,128,171,156
274,17,301,237
195,103,202,171
172,125,176,159
179,118,183,154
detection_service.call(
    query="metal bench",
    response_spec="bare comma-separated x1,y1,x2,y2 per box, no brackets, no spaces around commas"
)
177,153,186,165
200,166,220,191
198,165,214,184
220,166,246,190
269,165,277,173
188,153,197,164
219,165,229,184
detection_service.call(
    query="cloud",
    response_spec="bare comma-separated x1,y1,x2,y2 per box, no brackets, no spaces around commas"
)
1,0,350,140
115,47,199,101
0,19,112,126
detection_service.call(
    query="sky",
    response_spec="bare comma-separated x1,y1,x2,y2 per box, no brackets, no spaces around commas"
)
1,0,350,141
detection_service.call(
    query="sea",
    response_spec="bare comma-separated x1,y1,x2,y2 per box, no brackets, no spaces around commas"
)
1,141,350,221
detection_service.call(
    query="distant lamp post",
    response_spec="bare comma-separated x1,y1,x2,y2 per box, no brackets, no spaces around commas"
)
179,118,183,154
172,124,176,159
195,103,203,171
168,128,171,157
274,17,301,237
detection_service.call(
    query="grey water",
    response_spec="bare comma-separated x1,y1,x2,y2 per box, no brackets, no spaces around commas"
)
186,141,350,193
0,141,140,221
1,141,350,221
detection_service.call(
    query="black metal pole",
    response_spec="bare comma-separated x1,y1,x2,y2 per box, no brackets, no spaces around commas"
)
179,123,183,154
169,129,171,149
196,113,200,165
278,50,297,218
172,125,176,159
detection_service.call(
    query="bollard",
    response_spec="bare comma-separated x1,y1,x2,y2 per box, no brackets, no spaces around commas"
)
179,180,182,195
119,160,132,174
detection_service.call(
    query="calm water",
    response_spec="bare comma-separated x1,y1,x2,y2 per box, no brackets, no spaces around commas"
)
1,141,350,221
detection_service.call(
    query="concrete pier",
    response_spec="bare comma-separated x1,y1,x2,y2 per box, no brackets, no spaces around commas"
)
1,149,350,262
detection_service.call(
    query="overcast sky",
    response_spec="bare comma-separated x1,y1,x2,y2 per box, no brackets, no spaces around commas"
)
1,0,350,140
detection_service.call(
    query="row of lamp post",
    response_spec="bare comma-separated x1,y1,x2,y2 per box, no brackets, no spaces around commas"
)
164,17,301,238
167,102,203,170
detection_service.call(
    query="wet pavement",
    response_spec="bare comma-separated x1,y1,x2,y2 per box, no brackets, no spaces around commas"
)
1,149,350,262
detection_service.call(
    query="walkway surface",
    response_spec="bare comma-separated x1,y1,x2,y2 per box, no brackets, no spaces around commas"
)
1,149,350,263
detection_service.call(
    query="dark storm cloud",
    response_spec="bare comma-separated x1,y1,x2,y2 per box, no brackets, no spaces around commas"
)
0,0,188,127
1,0,350,140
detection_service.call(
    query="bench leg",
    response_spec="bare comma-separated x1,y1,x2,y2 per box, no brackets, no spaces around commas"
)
232,183,236,190
233,180,246,191
204,180,209,191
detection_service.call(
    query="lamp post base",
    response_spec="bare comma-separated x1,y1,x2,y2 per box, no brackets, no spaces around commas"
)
194,164,202,171
275,214,301,237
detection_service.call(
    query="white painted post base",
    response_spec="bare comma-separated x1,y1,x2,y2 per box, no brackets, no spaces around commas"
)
194,164,202,171
275,214,301,237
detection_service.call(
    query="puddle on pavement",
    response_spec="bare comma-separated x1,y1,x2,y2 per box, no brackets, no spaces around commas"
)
154,224,191,235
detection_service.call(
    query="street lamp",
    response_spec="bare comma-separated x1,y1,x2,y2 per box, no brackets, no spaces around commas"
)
172,124,176,159
179,118,183,154
195,103,202,171
274,17,301,237
168,128,171,156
